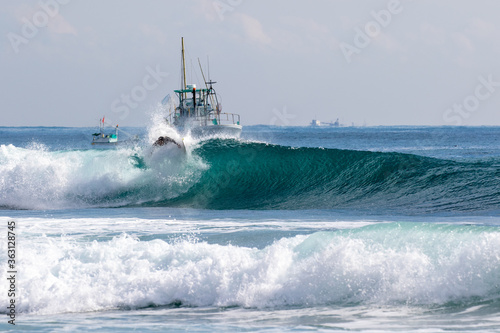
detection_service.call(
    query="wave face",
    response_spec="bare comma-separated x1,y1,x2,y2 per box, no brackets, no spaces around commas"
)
1,139,500,212
166,139,500,213
3,223,500,314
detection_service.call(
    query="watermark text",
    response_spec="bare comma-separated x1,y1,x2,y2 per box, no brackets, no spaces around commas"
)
443,75,499,125
6,221,17,326
7,0,71,54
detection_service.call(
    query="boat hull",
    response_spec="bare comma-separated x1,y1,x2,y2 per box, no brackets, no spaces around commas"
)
91,142,118,145
92,138,118,145
187,124,242,138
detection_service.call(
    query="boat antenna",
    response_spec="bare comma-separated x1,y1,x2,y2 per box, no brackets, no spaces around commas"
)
207,55,210,81
181,37,187,98
198,58,216,112
198,58,209,90
190,59,194,83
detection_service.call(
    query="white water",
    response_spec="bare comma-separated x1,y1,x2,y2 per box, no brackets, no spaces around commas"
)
2,219,499,315
0,140,204,210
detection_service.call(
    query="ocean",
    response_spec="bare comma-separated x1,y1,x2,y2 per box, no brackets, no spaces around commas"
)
1,124,500,332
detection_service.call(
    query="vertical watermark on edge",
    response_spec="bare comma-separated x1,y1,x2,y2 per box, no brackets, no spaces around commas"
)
6,220,17,325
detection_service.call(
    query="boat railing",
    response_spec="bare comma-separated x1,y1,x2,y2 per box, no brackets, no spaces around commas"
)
165,111,241,126
214,112,241,126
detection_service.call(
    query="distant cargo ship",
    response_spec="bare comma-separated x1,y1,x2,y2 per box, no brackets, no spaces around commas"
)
310,118,341,127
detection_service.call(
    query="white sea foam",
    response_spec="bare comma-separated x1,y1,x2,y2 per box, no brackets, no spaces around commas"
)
12,217,375,239
2,223,499,315
0,140,204,210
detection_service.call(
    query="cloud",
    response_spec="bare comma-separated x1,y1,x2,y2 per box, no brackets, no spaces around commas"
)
233,13,271,46
280,16,329,36
420,22,446,46
7,3,77,36
140,24,166,45
195,0,219,22
277,16,338,52
465,17,496,39
47,14,77,35
452,32,474,53
373,32,401,53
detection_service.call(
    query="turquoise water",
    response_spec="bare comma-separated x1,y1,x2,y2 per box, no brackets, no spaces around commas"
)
1,126,500,332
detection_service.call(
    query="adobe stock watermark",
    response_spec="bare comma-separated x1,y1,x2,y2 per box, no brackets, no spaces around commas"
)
443,75,499,125
213,0,244,21
7,0,71,54
340,0,409,64
111,65,169,120
270,106,296,126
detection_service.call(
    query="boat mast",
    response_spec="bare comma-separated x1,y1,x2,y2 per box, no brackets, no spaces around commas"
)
181,37,187,99
198,58,217,115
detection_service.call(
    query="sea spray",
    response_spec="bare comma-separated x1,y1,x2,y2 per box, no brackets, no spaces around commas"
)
145,104,184,147
0,143,203,209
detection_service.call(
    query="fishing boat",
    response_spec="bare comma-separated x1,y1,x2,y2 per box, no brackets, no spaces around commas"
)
164,38,242,138
92,118,118,145
91,117,140,146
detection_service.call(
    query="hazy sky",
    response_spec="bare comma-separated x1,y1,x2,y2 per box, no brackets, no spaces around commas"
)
2,0,500,127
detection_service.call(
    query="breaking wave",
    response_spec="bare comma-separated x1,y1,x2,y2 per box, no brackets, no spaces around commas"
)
2,222,500,314
1,138,499,212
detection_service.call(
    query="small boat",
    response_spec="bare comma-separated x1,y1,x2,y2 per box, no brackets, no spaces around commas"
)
164,37,242,138
92,117,141,146
92,118,118,145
